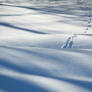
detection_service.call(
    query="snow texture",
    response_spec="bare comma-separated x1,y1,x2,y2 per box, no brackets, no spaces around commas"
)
0,0,92,92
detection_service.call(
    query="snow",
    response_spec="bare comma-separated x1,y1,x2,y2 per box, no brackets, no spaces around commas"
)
0,0,92,92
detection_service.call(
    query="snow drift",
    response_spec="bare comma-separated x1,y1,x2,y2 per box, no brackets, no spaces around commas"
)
0,0,92,92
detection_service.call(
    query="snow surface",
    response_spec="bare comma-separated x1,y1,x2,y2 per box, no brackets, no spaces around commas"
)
0,0,92,92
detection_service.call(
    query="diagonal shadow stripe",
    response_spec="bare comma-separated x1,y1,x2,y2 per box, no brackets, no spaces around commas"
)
0,22,47,34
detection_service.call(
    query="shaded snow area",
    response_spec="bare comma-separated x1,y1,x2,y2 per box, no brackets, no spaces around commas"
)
0,0,92,92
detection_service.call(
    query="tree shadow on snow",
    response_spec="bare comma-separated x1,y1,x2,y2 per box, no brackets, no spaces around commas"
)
0,22,47,34
0,46,92,91
0,75,49,92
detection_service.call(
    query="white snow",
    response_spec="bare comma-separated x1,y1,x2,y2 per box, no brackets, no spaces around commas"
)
0,0,92,92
